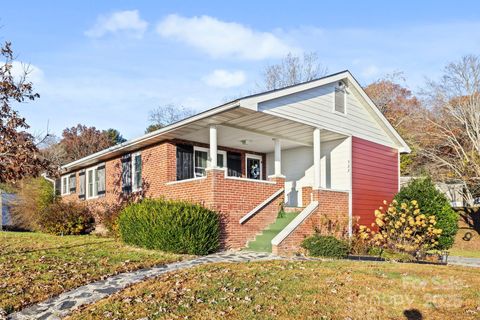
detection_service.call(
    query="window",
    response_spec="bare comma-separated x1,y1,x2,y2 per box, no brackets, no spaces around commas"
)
121,153,142,193
69,174,76,193
334,87,346,114
86,164,106,199
194,147,208,177
132,152,142,192
86,168,94,199
61,175,69,195
193,146,226,178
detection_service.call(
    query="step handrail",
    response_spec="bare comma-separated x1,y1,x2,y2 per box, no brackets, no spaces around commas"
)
239,188,284,224
271,201,319,246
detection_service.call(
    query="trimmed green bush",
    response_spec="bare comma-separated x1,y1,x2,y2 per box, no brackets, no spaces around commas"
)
38,201,94,235
394,177,458,250
301,235,349,258
118,199,221,255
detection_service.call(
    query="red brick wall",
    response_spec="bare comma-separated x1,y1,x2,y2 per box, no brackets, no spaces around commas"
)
302,186,312,207
352,137,399,227
61,139,281,249
272,189,349,255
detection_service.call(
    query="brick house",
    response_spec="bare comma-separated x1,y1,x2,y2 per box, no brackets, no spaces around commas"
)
60,71,409,254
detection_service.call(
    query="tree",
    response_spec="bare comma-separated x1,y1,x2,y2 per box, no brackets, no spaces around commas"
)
0,42,50,183
105,128,126,144
365,73,426,175
60,124,117,163
421,55,480,200
146,104,196,133
258,52,328,91
364,72,422,130
38,134,68,170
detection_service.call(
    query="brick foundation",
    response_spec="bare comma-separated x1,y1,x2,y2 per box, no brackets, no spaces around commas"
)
272,189,349,256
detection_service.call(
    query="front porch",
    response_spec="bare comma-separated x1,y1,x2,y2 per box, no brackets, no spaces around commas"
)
160,107,352,251
169,107,352,208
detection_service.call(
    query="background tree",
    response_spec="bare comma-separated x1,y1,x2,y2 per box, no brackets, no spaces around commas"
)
258,52,328,91
0,41,50,183
420,55,480,200
59,124,118,163
364,73,426,175
146,104,196,133
105,128,126,144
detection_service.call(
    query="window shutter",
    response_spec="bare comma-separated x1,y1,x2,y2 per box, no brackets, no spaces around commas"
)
78,170,86,200
97,164,106,196
121,154,132,194
134,155,142,190
69,174,76,193
176,144,194,180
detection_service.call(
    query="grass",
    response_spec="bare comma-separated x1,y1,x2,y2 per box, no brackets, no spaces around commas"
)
0,231,185,314
247,211,298,252
68,260,480,320
449,214,480,258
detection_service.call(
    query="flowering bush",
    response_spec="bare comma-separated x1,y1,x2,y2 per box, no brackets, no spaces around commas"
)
358,199,442,255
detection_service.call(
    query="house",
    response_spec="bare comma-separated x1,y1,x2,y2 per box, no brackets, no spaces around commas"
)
60,71,410,254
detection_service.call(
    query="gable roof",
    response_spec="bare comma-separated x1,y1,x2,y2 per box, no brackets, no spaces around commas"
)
62,70,410,172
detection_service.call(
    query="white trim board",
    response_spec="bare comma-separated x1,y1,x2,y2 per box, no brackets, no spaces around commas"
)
239,188,285,224
271,201,319,246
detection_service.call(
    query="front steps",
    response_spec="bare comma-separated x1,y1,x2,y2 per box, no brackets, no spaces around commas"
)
247,211,299,252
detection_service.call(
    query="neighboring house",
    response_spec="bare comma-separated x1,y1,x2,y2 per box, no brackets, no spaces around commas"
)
0,191,14,230
400,176,472,208
60,71,409,254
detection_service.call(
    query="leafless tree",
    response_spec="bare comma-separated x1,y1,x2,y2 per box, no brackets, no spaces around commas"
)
146,104,196,133
421,55,480,200
258,52,328,91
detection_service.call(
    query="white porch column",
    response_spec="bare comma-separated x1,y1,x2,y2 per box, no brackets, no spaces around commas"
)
209,125,218,168
313,128,321,189
273,138,282,176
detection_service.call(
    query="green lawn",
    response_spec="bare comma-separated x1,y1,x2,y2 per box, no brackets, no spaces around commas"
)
0,231,185,314
68,259,480,320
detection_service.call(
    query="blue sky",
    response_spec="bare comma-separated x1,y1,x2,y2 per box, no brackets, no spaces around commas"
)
2,0,480,139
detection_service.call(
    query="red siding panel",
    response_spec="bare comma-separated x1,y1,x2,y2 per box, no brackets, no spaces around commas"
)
352,137,399,226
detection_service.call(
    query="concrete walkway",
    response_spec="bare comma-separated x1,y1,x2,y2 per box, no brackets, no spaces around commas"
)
448,255,480,267
9,251,287,320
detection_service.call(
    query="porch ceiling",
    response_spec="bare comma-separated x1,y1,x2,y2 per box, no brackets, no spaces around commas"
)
63,106,346,171
173,107,346,153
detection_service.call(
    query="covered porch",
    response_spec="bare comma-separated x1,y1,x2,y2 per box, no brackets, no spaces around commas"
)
165,106,351,208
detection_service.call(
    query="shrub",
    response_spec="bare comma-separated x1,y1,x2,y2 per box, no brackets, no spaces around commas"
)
394,177,458,249
96,201,130,237
118,199,221,255
358,200,442,255
10,177,56,230
301,235,349,258
38,201,95,235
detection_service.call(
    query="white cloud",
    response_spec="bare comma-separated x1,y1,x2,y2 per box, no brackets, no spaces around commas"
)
156,14,297,60
10,61,44,84
85,10,148,38
202,69,246,88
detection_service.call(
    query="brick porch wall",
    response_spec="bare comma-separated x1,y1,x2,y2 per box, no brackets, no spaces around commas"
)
62,140,283,249
272,189,349,255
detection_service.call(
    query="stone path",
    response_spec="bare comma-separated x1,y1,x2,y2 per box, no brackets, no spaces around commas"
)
448,255,480,268
9,251,290,320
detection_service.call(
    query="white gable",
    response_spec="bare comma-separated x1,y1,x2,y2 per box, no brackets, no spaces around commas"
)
240,71,410,152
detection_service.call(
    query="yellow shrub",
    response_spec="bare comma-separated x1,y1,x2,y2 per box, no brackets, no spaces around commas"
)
358,200,442,254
